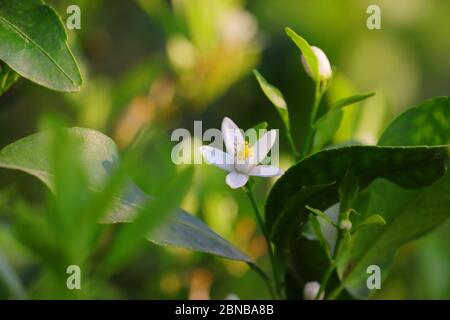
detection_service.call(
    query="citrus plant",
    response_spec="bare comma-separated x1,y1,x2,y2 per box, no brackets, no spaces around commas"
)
0,0,448,300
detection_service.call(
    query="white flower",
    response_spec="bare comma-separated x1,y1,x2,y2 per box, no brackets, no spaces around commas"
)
301,46,332,81
303,281,324,300
199,117,282,189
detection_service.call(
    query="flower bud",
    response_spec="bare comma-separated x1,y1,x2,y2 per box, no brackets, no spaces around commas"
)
340,219,352,231
303,281,324,300
301,46,332,81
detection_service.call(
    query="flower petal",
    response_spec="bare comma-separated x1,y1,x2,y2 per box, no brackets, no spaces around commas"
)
199,146,234,172
251,130,277,164
249,165,283,177
226,171,249,189
221,117,244,157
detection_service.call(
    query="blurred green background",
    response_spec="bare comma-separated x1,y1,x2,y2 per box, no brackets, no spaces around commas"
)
0,0,449,299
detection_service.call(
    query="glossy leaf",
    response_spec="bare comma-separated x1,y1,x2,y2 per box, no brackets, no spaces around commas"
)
0,0,82,92
379,97,450,146
265,145,449,247
337,96,450,298
0,128,253,264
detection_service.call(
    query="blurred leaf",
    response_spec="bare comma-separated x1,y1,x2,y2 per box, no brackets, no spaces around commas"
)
44,123,96,260
285,27,318,81
331,92,375,110
265,145,449,248
112,56,165,118
13,202,68,271
326,73,364,142
0,252,26,299
0,128,253,263
0,0,82,92
102,166,194,273
337,96,450,298
137,0,180,35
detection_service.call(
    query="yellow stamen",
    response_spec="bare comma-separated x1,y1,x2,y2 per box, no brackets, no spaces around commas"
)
237,141,253,160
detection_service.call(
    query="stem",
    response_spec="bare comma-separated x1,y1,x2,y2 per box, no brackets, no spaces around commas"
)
285,124,299,160
328,283,345,300
316,262,335,299
313,208,349,300
246,183,282,298
249,263,277,299
299,81,324,159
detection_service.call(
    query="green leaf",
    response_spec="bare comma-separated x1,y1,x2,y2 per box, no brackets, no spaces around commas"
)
309,214,332,261
253,70,287,111
0,128,253,264
306,205,337,228
312,93,376,153
331,92,375,110
265,145,449,248
285,27,318,81
0,62,19,95
337,96,450,298
351,214,386,234
379,96,450,146
253,69,298,157
253,70,290,131
0,0,82,92
312,108,343,153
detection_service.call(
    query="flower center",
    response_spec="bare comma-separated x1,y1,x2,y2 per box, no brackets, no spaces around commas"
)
237,141,253,160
